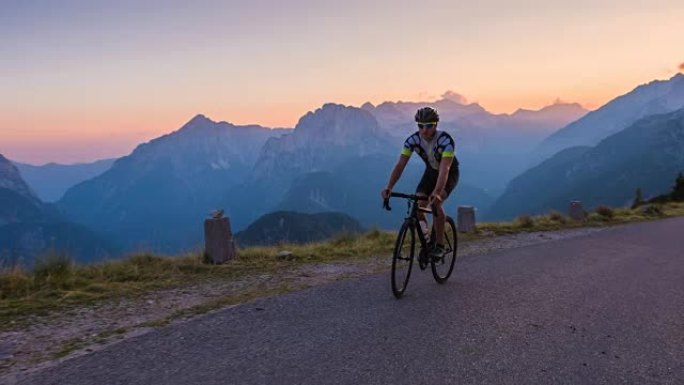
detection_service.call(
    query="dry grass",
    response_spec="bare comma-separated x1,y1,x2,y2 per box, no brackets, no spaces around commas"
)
0,229,396,325
594,205,615,220
476,202,683,235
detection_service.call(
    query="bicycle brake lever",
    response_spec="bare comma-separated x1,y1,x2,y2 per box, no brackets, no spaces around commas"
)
383,199,391,211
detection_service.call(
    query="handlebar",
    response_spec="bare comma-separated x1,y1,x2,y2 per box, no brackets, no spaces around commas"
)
382,192,439,218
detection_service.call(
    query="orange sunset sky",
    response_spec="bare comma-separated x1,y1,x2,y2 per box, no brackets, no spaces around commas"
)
1,0,683,164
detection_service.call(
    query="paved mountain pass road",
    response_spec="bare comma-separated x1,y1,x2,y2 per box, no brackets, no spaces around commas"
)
19,218,684,385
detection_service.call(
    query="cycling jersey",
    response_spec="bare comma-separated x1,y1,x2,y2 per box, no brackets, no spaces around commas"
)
401,131,458,170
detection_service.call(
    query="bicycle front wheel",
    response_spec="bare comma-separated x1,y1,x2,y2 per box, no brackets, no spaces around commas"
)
431,216,458,284
391,220,416,298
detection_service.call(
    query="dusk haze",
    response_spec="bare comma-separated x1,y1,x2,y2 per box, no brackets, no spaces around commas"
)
2,0,683,163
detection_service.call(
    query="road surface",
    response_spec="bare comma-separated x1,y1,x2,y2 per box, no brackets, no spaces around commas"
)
19,217,684,385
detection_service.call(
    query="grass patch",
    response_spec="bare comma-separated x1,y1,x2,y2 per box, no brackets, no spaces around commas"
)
548,211,567,224
514,214,535,228
476,202,684,236
0,229,397,327
2,202,684,328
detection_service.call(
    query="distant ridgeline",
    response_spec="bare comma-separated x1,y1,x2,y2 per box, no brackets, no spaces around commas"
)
0,154,114,266
234,211,365,247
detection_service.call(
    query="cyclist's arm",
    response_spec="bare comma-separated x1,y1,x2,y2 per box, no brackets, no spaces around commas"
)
386,154,410,189
433,156,454,196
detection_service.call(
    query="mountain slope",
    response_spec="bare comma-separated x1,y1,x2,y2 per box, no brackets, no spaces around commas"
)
58,115,286,253
489,107,684,219
235,211,364,246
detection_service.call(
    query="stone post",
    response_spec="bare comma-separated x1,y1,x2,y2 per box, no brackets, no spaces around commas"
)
457,206,476,233
204,215,236,264
569,201,586,221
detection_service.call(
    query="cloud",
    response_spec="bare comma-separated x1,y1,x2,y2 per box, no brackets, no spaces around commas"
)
679,62,684,72
440,90,468,104
417,91,438,101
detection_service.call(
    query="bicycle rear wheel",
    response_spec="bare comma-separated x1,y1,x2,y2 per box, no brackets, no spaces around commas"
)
431,216,458,284
391,220,416,298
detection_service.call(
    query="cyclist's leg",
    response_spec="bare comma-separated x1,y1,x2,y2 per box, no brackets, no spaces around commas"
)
432,167,459,251
415,168,435,220
432,191,447,246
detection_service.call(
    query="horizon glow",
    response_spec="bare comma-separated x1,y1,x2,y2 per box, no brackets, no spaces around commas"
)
2,0,683,164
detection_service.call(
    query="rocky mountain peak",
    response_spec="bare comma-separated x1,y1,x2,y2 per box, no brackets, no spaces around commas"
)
175,114,220,135
0,154,39,201
361,102,375,110
294,103,382,139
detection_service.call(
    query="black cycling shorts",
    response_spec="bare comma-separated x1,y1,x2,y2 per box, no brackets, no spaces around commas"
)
416,166,459,198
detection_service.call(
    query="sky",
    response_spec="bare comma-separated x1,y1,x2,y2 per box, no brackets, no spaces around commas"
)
2,0,683,164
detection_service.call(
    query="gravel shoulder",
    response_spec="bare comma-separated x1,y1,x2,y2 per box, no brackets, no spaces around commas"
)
0,226,606,384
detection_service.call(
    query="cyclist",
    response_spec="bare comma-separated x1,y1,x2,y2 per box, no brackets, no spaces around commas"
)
381,106,459,259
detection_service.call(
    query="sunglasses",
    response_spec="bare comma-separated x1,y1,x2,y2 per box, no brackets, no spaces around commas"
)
417,122,437,130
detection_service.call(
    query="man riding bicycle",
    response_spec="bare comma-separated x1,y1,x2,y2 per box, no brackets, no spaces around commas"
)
381,106,459,259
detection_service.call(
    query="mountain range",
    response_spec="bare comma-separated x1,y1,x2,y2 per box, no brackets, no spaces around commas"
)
54,102,518,255
9,76,683,258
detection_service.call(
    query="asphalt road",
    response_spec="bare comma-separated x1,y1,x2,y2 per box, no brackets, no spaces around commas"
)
19,218,684,385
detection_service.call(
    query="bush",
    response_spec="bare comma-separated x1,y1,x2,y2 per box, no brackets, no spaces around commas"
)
363,227,383,240
330,231,358,246
33,250,74,280
514,214,534,228
640,204,664,217
595,205,614,220
126,253,165,267
0,267,31,300
548,211,566,224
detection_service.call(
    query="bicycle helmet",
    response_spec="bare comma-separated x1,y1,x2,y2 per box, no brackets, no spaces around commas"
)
414,106,439,123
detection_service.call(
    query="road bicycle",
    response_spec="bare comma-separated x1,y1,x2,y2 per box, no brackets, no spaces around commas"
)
383,192,458,298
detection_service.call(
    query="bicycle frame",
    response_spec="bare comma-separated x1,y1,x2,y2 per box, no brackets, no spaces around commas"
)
383,192,435,252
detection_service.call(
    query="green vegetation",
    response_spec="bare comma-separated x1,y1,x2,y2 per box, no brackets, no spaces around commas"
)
672,173,684,201
595,205,615,220
477,201,683,235
634,172,684,206
0,229,395,326
2,202,684,328
514,214,535,228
